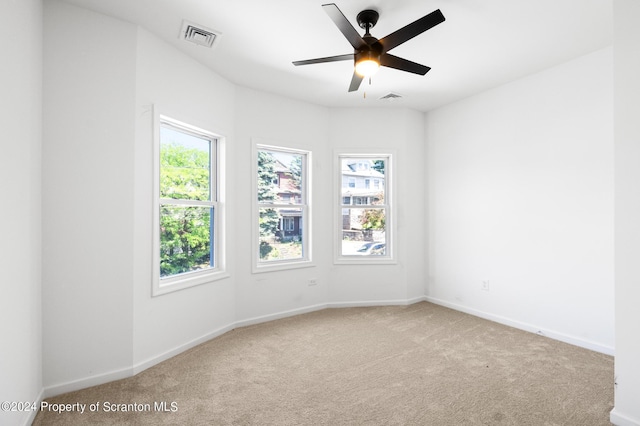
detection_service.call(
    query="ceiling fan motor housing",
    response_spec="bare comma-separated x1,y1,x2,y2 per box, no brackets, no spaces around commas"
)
355,47,380,65
357,9,379,30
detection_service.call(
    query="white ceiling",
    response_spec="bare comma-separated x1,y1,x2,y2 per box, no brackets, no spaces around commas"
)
60,0,613,112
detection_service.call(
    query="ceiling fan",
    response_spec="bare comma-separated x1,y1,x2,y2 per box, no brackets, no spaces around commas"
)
293,3,445,92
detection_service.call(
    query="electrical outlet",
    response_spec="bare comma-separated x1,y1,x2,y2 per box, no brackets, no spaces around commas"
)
308,278,318,286
481,280,490,291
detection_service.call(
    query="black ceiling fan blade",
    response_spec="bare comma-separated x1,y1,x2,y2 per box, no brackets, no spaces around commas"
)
322,3,367,50
293,53,354,66
380,53,431,75
378,9,445,53
348,72,364,92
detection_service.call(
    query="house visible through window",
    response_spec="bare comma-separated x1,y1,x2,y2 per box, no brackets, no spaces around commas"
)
338,155,391,261
153,114,225,295
255,144,311,271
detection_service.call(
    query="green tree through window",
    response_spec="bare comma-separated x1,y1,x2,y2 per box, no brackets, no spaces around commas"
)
159,125,215,277
257,151,279,258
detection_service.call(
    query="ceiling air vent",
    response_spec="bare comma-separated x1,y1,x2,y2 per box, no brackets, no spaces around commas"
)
180,20,221,48
379,92,404,101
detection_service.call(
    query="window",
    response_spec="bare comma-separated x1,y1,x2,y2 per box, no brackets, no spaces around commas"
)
354,196,369,205
337,154,393,263
153,114,226,295
254,144,311,271
283,216,295,232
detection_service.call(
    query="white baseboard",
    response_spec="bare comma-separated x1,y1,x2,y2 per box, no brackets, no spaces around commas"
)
42,324,235,399
234,303,329,328
611,408,640,426
235,297,428,327
43,366,133,399
328,296,427,309
424,296,615,356
132,323,236,375
21,388,44,426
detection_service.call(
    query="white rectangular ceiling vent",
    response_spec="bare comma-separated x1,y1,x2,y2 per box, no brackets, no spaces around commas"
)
180,20,221,49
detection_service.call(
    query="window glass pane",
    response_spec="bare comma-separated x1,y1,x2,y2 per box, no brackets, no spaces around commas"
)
259,207,304,262
257,149,303,205
341,158,385,206
341,208,386,256
160,205,213,277
160,125,211,201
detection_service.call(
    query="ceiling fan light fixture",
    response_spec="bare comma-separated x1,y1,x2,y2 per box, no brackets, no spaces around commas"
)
355,59,380,77
355,50,380,77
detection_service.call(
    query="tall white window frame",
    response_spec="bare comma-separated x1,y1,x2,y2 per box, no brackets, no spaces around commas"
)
335,151,395,264
252,142,313,273
152,113,227,296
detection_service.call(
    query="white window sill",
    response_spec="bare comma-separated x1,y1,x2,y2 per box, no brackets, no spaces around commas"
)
253,260,315,274
153,269,230,297
334,257,397,265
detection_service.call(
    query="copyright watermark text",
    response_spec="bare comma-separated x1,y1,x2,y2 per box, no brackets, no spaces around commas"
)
2,400,178,414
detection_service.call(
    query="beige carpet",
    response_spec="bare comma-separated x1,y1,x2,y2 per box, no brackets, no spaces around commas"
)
33,302,614,425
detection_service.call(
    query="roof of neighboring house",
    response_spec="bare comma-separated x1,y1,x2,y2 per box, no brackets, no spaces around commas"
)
273,158,289,173
341,160,384,179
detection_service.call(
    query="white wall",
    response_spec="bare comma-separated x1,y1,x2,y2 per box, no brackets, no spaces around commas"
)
611,1,640,424
234,87,331,322
425,47,615,354
42,0,136,393
132,28,237,370
328,108,427,305
0,0,42,425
